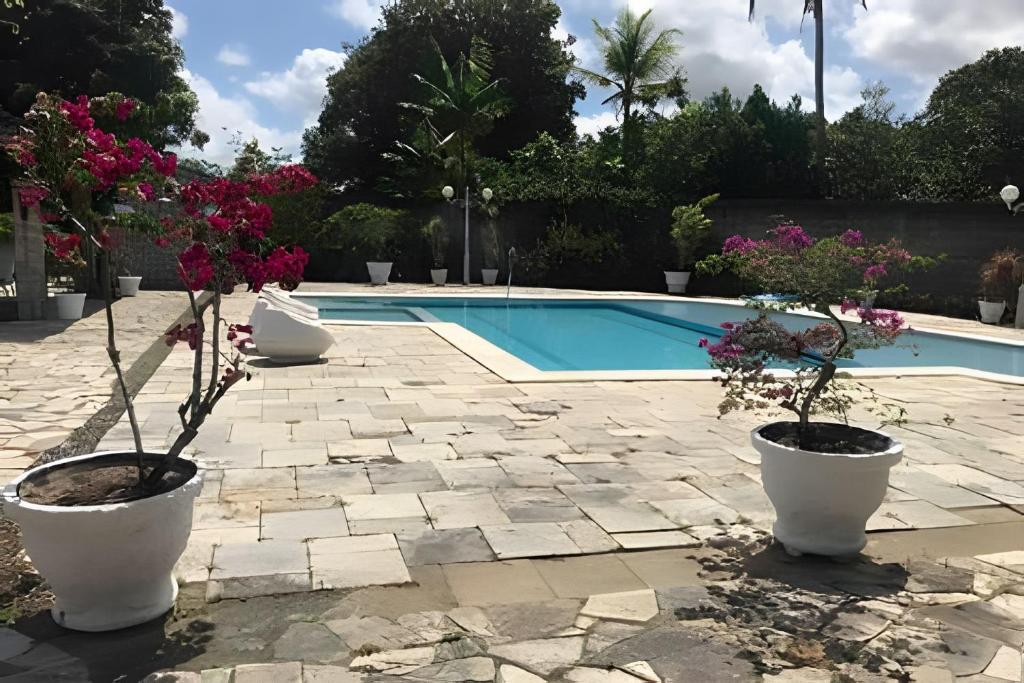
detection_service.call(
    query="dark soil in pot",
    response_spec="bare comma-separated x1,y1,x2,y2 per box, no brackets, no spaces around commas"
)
18,453,196,507
759,422,895,455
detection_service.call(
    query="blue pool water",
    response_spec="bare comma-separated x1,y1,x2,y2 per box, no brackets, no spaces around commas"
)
301,296,1024,376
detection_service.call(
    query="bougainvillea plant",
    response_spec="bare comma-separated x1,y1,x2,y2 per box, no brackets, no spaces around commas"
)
695,225,935,448
7,92,316,492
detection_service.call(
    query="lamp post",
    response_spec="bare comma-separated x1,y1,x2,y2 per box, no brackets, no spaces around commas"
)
998,184,1024,328
443,184,492,286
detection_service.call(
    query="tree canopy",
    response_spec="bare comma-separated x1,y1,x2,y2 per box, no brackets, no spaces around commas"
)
302,0,584,192
0,0,204,149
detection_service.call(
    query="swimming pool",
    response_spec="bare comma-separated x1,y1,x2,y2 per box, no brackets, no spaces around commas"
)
298,294,1024,381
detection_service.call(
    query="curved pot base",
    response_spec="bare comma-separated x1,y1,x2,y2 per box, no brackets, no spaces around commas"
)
52,574,177,632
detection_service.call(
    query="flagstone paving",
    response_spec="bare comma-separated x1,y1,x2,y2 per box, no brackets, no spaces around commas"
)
2,284,1024,680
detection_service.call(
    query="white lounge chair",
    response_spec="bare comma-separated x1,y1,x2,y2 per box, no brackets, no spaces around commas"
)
244,287,334,363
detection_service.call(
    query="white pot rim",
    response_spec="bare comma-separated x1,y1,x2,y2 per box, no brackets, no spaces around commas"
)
2,450,201,514
54,292,86,298
118,276,142,281
751,420,902,460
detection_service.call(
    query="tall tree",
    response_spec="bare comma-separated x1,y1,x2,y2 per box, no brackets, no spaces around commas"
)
304,0,583,192
748,0,866,186
575,8,682,151
0,0,204,149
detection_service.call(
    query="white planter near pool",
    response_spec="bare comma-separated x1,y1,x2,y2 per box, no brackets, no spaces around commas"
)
1,451,201,632
664,271,691,294
979,299,1006,324
118,276,142,297
430,268,448,286
367,261,393,286
752,421,902,558
55,293,86,320
481,268,499,286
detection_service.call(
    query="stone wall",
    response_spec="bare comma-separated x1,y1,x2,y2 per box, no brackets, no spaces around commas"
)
114,228,180,290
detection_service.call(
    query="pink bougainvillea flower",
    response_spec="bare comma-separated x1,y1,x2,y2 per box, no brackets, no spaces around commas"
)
44,233,82,262
722,235,758,255
840,229,863,247
115,98,136,122
770,224,814,251
18,186,49,208
863,264,887,282
137,182,155,201
177,243,215,291
60,95,94,132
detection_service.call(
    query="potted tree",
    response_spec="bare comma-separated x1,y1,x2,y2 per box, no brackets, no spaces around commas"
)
325,203,409,285
43,229,88,319
978,248,1021,324
696,226,931,558
665,193,718,294
423,215,449,285
3,92,315,631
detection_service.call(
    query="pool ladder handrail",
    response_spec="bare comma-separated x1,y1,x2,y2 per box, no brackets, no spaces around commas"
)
506,247,517,300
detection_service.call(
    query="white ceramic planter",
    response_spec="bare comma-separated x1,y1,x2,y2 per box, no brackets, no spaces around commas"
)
979,299,1006,324
55,293,86,320
1,451,201,631
367,261,393,285
430,268,448,286
752,421,902,557
482,268,499,286
664,271,691,294
118,276,142,297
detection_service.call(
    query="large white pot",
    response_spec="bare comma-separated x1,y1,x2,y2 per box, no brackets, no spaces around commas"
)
752,421,902,557
664,271,691,294
978,299,1006,324
2,451,202,631
55,293,86,320
481,268,499,286
430,268,448,286
367,261,392,286
118,276,142,297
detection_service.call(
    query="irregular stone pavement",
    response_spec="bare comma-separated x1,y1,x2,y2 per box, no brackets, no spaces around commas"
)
2,283,1024,680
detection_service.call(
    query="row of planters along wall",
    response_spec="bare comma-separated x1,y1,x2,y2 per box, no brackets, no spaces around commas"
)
302,197,1017,318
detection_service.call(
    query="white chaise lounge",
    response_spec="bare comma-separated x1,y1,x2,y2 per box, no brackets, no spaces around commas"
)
245,287,334,363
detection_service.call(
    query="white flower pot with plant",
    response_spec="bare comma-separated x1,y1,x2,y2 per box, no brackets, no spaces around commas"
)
666,194,718,294
325,203,410,286
118,275,142,296
423,215,448,286
4,92,318,631
481,218,501,285
978,249,1021,325
696,226,935,557
55,292,87,320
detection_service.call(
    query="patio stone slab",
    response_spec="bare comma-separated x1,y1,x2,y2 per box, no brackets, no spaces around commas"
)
533,554,646,598
342,493,427,520
309,534,412,589
325,614,426,651
260,507,349,541
397,528,496,566
493,488,585,522
262,444,329,467
193,501,261,530
434,460,516,489
496,664,546,683
207,540,312,599
576,503,678,534
219,467,296,502
421,491,511,529
234,662,303,683
328,438,392,458
480,522,583,559
559,519,620,553
647,497,740,527
580,589,660,623
391,442,458,462
296,464,373,498
612,530,700,550
368,462,447,494
490,636,586,676
443,560,556,606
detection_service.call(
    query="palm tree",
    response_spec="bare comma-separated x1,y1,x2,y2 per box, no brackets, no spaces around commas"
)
575,8,683,143
749,0,867,183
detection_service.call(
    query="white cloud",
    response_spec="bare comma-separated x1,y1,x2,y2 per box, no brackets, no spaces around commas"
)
843,0,1024,90
554,18,599,70
611,0,864,120
168,5,188,40
245,48,346,117
326,0,384,31
216,44,252,68
175,69,303,167
574,111,619,137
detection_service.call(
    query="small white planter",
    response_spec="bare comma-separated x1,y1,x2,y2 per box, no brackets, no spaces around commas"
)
979,299,1006,324
861,290,878,308
752,421,902,557
481,268,499,286
664,271,691,294
2,451,202,632
430,268,448,286
118,276,142,297
55,293,86,320
366,261,393,286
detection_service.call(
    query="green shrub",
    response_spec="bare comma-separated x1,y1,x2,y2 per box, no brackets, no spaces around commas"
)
322,203,413,261
669,193,718,269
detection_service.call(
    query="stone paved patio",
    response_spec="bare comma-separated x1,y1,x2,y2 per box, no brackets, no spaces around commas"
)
2,284,1024,680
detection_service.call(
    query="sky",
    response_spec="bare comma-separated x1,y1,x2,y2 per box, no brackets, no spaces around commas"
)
166,0,1024,166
